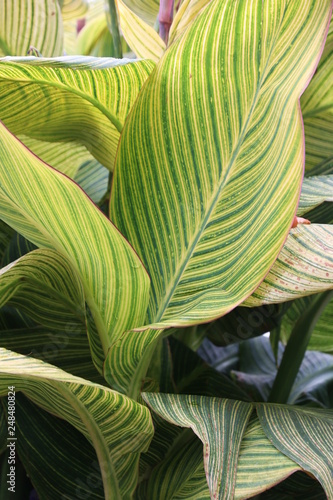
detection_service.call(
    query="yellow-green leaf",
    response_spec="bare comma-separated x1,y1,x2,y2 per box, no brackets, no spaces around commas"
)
0,0,63,56
244,225,333,306
0,56,155,171
111,0,332,327
0,348,154,498
0,122,150,372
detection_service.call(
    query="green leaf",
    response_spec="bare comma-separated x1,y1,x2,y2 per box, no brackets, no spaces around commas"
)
297,175,333,216
0,56,155,171
257,404,333,498
74,158,109,204
4,394,105,499
0,348,154,499
244,225,333,306
301,18,333,175
142,393,253,499
0,122,150,372
16,136,93,179
279,292,333,354
0,0,64,56
0,249,86,329
0,220,14,266
122,0,159,26
111,0,332,327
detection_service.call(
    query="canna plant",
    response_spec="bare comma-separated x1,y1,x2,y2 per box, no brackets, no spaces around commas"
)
0,0,333,498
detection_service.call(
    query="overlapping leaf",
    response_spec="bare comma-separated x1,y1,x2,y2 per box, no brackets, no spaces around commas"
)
0,56,155,170
116,0,165,61
0,123,150,372
143,393,253,499
168,0,211,45
301,19,333,175
297,175,333,215
244,225,333,306
279,292,333,353
0,249,86,329
257,404,333,498
111,0,332,327
0,0,63,56
0,348,154,498
10,394,104,499
74,159,109,204
61,0,88,20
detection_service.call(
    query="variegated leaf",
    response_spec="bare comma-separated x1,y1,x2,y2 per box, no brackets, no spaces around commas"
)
0,56,155,170
244,225,333,306
0,0,63,56
0,123,150,373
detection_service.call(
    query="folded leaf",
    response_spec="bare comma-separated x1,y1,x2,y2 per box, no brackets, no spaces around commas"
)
297,175,333,215
168,0,211,45
0,56,155,170
257,404,333,498
244,225,333,306
6,394,105,499
142,393,253,499
0,249,86,329
0,0,63,56
0,348,154,498
0,123,150,372
111,0,332,327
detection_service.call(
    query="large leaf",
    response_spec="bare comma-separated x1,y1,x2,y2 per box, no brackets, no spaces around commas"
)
4,394,105,499
61,0,88,20
168,0,211,45
0,0,63,56
0,123,150,372
0,348,154,498
111,0,332,327
142,393,253,499
257,404,333,498
0,56,155,170
244,225,333,306
74,158,109,204
301,18,333,175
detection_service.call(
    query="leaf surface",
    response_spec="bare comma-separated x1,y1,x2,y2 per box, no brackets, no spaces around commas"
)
0,56,155,170
0,123,150,372
111,0,332,327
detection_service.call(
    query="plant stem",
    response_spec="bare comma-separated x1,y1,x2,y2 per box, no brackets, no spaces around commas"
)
158,0,175,44
107,0,123,58
268,290,333,404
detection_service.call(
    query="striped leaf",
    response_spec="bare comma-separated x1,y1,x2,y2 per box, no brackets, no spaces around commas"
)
0,122,150,372
61,0,88,20
0,220,14,266
244,225,333,306
301,18,333,175
11,394,105,499
168,0,211,45
0,56,155,171
0,307,104,383
74,158,109,204
111,0,332,328
279,293,333,354
297,175,333,216
257,404,333,498
122,0,159,26
16,136,93,179
116,0,166,61
0,0,63,56
0,348,154,499
0,249,86,330
260,471,326,500
142,393,253,499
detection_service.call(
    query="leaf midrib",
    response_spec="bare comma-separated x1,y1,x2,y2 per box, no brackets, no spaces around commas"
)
0,73,123,133
153,9,283,323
